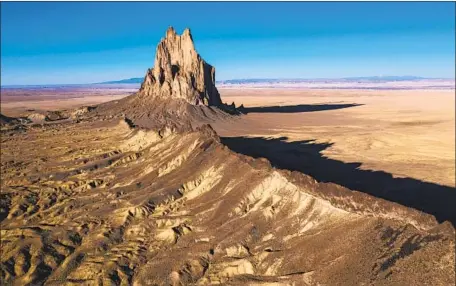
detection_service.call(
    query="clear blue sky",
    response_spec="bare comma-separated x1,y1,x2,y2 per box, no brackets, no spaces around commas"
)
1,2,455,85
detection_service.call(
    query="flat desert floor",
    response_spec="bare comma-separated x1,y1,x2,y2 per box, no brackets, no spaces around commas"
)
217,88,455,189
2,87,454,188
0,87,133,117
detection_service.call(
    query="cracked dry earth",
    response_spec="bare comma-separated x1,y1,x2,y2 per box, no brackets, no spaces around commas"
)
1,118,455,285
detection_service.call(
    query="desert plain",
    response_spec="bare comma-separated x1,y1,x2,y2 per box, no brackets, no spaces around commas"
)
3,87,454,188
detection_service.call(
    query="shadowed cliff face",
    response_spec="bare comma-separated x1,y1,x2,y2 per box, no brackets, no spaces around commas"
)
139,27,222,107
221,136,456,225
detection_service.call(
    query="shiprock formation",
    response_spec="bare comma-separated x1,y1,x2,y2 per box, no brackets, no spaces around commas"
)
90,27,233,130
1,27,455,285
139,27,222,107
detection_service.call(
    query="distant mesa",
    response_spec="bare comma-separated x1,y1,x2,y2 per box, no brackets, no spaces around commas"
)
138,27,222,107
100,78,143,84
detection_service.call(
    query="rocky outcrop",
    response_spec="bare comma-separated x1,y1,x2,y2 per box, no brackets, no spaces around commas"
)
0,113,30,126
0,113,16,125
88,27,239,130
139,27,222,106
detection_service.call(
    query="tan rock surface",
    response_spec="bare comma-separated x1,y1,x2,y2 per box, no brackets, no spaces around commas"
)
139,27,222,106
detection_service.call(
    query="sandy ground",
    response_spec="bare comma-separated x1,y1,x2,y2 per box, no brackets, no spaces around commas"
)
1,88,454,187
217,89,455,188
0,94,129,117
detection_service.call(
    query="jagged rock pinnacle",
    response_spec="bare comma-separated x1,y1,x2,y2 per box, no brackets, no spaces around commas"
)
139,27,222,106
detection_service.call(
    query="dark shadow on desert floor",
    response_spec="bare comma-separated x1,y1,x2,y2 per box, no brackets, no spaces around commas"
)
221,136,456,225
241,103,363,113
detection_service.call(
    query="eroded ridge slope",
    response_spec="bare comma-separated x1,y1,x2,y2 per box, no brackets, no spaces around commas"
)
1,119,454,285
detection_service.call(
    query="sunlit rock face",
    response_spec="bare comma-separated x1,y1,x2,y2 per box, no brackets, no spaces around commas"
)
139,27,222,106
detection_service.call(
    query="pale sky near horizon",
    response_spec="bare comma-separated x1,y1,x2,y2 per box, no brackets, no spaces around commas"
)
1,2,455,85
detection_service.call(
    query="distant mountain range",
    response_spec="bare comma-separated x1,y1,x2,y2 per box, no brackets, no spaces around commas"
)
99,76,439,85
3,76,452,89
98,77,144,84
216,76,431,84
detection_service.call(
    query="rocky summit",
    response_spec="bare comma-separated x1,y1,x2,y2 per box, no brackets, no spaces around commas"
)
139,27,222,106
87,27,233,130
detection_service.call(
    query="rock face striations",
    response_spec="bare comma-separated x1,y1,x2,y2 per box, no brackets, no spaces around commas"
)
139,27,222,106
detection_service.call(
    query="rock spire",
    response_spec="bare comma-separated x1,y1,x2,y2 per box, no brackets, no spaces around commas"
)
139,27,222,106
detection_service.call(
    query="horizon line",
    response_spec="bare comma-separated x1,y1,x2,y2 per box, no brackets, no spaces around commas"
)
2,75,456,88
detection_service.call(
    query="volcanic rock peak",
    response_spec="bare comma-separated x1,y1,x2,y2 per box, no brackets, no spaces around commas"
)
139,27,222,106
